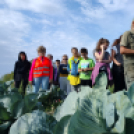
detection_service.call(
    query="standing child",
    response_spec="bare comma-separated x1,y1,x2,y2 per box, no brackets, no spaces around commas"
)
78,48,95,87
59,55,71,94
91,38,113,87
53,60,60,86
14,52,31,95
29,46,53,93
67,47,82,92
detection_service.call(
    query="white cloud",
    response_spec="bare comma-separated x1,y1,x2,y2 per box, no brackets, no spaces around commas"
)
2,0,66,15
98,0,128,11
0,0,134,78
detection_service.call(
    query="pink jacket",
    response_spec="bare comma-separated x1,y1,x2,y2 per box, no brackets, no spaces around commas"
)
29,57,53,81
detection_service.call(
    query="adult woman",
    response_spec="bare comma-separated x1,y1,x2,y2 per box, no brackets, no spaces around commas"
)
111,36,126,92
14,51,31,95
29,46,53,92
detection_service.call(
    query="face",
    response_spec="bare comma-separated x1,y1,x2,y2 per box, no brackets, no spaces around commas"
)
56,62,60,67
38,52,45,57
81,53,87,58
47,55,53,61
20,54,26,61
131,21,134,30
72,49,78,56
62,56,68,64
102,42,109,50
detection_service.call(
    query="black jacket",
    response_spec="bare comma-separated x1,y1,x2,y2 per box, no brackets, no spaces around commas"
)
14,52,31,81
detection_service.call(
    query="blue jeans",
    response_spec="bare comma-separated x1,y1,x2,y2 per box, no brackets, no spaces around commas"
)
34,76,49,93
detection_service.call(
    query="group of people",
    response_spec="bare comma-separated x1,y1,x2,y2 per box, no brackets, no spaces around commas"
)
13,19,134,95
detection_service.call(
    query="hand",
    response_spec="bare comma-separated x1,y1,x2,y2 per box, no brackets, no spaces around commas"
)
100,45,105,50
81,69,85,72
97,59,102,63
117,63,121,66
49,80,53,83
29,81,32,85
84,68,88,72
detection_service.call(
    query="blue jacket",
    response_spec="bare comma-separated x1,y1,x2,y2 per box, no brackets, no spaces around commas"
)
67,56,81,76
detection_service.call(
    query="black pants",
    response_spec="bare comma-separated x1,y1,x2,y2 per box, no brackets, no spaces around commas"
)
112,63,126,92
15,79,28,94
80,79,92,88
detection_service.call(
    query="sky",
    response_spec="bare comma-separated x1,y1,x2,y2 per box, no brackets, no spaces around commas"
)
0,0,134,78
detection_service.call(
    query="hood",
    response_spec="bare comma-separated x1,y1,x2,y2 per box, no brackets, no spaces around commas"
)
18,51,28,61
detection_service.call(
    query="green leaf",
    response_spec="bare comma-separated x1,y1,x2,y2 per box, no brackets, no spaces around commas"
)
9,110,57,134
127,83,134,105
0,106,11,120
54,86,92,121
68,96,107,134
0,121,12,131
53,115,71,134
93,72,107,92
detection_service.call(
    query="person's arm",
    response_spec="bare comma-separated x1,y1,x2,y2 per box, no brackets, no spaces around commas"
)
78,61,83,72
29,59,36,82
101,56,112,63
112,49,121,66
94,46,105,60
120,46,134,55
67,60,71,73
120,31,134,55
49,60,53,81
84,67,94,71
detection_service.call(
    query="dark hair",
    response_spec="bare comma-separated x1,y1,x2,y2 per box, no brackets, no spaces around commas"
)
71,47,78,52
81,48,88,54
112,35,123,46
95,38,109,51
18,51,27,61
56,60,60,63
47,54,53,59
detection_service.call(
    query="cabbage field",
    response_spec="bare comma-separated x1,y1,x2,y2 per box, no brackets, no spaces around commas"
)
1,73,134,134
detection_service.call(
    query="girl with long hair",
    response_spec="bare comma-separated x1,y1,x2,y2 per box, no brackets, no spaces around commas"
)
91,38,113,87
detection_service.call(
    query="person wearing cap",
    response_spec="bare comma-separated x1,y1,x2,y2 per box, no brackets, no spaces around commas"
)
120,19,134,89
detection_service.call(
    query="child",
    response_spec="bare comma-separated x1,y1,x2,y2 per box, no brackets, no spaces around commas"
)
14,51,31,95
29,46,53,93
67,47,82,92
53,60,60,85
59,55,71,94
91,38,113,87
78,48,95,87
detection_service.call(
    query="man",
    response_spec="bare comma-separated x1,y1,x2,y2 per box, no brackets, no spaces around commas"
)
120,19,134,89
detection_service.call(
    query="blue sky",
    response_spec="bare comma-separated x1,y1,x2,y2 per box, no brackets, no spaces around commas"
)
0,0,134,77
